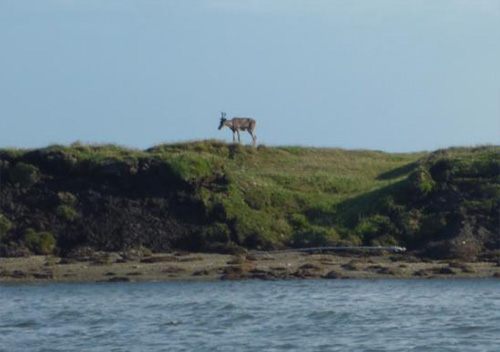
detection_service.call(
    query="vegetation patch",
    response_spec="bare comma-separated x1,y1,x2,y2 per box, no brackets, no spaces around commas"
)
23,229,56,255
7,162,41,187
56,205,79,221
0,214,12,240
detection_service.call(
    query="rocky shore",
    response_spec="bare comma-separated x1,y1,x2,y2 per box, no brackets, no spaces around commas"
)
1,251,499,284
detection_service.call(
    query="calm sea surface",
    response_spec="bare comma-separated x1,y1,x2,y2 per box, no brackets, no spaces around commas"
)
0,279,499,352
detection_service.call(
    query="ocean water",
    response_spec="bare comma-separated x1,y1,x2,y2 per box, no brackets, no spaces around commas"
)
0,279,499,352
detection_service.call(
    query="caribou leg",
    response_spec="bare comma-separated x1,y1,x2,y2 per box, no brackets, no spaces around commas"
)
249,131,257,146
232,131,236,143
237,130,241,143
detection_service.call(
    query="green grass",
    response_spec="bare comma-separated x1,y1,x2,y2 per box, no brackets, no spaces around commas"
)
155,141,428,248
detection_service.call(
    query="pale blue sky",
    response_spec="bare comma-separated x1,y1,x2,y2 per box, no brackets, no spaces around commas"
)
0,0,498,152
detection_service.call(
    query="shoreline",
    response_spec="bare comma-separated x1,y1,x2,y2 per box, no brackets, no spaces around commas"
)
1,252,499,284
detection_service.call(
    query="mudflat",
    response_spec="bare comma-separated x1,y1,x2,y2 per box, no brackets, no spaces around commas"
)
1,252,499,283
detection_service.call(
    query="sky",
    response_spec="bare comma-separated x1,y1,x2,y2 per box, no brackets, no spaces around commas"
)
0,0,498,152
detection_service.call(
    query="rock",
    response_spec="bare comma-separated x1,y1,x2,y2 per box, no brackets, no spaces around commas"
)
0,244,30,258
173,252,190,257
246,268,280,280
64,247,96,262
299,263,321,271
413,269,429,277
292,269,319,279
141,256,178,263
120,249,144,262
367,265,398,275
161,266,185,274
90,254,114,265
59,258,78,265
366,265,384,271
319,259,335,265
376,267,398,275
11,270,27,278
33,272,53,279
126,272,143,276
341,262,360,271
404,255,425,263
260,255,275,261
248,268,267,274
389,255,404,262
222,265,243,275
448,262,475,273
179,256,203,262
414,267,455,277
435,267,455,275
107,277,130,282
220,265,247,280
227,255,246,265
192,270,210,276
322,270,343,279
248,272,276,280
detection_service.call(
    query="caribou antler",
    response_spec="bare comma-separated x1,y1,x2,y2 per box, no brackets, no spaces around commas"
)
221,111,226,119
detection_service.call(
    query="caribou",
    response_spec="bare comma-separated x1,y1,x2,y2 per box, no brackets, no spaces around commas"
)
218,112,257,146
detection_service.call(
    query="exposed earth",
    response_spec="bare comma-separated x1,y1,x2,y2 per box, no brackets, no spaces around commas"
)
1,251,499,284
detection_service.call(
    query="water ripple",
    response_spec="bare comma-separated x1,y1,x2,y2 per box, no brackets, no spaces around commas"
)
0,279,499,352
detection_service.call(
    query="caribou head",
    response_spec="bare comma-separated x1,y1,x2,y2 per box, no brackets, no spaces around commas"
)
218,112,227,130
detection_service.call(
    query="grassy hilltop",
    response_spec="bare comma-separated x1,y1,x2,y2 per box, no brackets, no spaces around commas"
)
0,141,498,260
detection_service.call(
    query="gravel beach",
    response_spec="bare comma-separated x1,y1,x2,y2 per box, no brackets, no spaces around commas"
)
1,252,498,283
